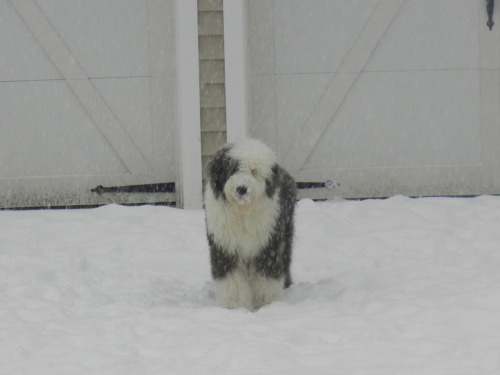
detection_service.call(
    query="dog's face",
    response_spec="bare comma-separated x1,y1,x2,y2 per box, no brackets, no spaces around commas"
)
208,140,279,211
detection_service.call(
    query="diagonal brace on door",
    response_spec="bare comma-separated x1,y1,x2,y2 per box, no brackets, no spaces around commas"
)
9,0,151,175
282,0,405,173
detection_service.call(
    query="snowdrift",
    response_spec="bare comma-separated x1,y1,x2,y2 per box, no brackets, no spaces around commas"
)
1,196,500,374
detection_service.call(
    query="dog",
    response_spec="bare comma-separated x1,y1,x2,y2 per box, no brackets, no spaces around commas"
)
204,139,296,309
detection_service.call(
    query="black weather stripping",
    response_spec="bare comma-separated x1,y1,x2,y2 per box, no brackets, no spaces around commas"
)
92,181,337,194
296,180,339,190
91,183,175,195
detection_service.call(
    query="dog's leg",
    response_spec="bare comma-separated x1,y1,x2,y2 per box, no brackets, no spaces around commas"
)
208,235,253,309
251,274,284,309
214,267,253,309
282,239,293,288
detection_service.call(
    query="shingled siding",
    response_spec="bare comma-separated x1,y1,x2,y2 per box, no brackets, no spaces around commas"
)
198,0,227,177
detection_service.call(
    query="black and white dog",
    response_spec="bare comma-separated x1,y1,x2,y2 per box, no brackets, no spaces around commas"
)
204,139,297,310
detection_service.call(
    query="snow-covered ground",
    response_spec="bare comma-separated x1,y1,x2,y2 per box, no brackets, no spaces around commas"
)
1,196,500,374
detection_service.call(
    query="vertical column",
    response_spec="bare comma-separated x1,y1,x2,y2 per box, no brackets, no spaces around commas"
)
176,0,203,208
223,0,248,142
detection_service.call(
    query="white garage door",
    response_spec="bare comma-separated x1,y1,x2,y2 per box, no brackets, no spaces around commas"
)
0,0,177,208
247,0,500,198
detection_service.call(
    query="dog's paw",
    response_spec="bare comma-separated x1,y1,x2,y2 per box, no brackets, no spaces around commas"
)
251,276,284,309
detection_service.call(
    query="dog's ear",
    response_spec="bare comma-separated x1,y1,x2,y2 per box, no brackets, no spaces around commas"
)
209,145,239,200
265,164,280,198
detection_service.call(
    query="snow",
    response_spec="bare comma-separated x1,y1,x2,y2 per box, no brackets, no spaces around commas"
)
1,196,500,374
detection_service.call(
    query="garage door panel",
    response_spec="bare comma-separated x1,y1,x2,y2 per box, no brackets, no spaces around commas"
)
150,75,177,178
305,70,482,169
480,70,500,176
0,81,127,178
366,0,479,71
35,0,150,78
0,0,61,81
481,21,500,69
275,73,333,156
274,0,379,74
92,77,153,165
247,0,275,75
248,75,277,149
247,0,499,197
0,0,178,207
295,166,485,199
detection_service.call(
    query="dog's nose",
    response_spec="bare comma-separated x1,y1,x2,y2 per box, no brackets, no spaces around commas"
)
236,186,248,196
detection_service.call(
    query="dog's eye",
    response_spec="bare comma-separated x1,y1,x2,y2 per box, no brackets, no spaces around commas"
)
251,169,258,177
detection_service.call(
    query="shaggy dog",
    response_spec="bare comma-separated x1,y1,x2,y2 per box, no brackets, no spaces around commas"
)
204,139,296,310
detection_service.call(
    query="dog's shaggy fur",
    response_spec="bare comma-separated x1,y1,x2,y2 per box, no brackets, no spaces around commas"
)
204,139,296,310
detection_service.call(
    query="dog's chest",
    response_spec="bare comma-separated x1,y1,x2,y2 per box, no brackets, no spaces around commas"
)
230,212,273,258
208,196,279,259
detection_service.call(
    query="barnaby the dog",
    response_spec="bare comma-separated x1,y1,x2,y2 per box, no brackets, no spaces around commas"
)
204,139,296,310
